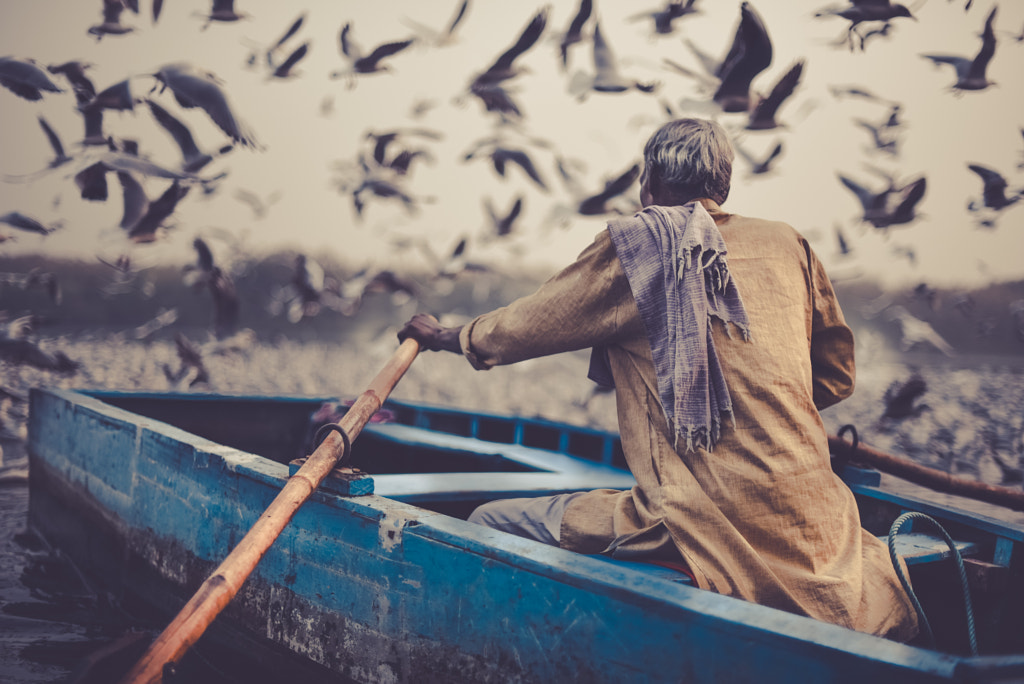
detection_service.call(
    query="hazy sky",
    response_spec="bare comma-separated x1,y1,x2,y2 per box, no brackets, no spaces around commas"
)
1,0,1022,289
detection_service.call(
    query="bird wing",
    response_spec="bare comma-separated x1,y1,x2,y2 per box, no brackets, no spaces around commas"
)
497,148,548,190
37,115,67,161
275,41,310,76
749,59,803,125
591,22,627,90
484,7,548,75
969,6,998,83
920,54,971,79
339,23,358,58
156,65,257,147
889,177,926,220
146,99,201,160
272,13,306,51
446,0,470,35
362,39,416,68
75,161,110,201
838,174,878,212
116,170,149,229
714,2,774,106
578,163,640,213
968,163,1007,189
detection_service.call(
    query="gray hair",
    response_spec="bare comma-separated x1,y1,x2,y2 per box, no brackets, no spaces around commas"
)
642,118,734,205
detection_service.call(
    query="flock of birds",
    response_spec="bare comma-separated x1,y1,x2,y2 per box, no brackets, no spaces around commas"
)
0,0,1023,402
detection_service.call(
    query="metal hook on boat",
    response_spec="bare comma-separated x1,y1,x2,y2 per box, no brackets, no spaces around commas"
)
311,422,353,467
831,423,860,474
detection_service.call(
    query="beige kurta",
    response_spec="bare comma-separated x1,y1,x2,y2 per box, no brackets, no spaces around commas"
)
458,200,918,640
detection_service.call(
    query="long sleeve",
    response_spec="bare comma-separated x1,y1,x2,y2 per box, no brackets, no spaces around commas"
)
805,241,855,410
459,230,644,370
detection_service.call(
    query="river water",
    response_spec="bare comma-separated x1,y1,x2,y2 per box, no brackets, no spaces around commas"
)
1,334,1023,682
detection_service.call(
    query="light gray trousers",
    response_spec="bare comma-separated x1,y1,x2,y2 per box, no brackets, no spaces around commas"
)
467,492,586,546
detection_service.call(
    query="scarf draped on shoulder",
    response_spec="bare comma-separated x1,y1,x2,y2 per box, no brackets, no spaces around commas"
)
588,202,751,452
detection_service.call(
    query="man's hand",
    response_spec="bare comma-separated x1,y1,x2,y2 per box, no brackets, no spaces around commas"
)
397,313,463,353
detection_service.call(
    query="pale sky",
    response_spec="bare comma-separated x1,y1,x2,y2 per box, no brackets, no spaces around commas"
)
1,0,1022,289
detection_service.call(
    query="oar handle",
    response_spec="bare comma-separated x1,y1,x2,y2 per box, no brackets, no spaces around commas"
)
120,337,423,684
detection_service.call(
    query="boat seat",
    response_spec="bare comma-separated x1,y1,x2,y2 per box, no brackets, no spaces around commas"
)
886,532,979,566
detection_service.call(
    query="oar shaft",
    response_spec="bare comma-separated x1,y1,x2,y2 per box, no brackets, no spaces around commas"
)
121,338,422,684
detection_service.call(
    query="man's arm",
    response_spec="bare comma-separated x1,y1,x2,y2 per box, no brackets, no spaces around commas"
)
806,243,855,410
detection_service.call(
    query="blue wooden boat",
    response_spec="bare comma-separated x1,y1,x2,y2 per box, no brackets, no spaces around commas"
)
26,388,1024,683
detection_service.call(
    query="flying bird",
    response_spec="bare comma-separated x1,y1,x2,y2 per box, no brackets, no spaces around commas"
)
556,0,593,71
0,57,63,100
881,374,928,419
464,7,548,117
2,116,75,183
483,195,525,239
745,59,804,130
966,164,1022,212
233,188,282,219
271,41,310,79
578,162,642,215
816,1,915,52
152,63,260,148
47,61,96,104
838,171,927,229
124,181,191,243
568,21,658,99
331,23,415,85
163,333,211,389
89,0,137,39
921,5,997,91
734,138,783,175
713,2,774,113
146,99,234,173
197,0,249,29
402,0,470,48
0,212,61,236
884,306,955,355
629,1,701,36
463,140,549,191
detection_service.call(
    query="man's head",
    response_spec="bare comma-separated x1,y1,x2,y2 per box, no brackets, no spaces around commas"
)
640,118,734,207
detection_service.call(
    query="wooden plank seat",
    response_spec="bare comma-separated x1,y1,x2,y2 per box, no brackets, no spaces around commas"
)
887,532,979,566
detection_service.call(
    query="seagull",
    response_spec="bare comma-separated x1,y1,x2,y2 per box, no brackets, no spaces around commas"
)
271,41,310,79
884,305,955,355
402,0,470,48
578,163,642,215
0,212,61,236
483,195,525,238
745,59,804,130
1,116,75,183
556,0,593,71
734,138,783,175
89,0,137,39
331,23,415,85
835,224,853,256
151,63,260,148
882,373,928,419
921,5,997,91
464,7,548,117
463,140,549,191
163,332,210,388
233,188,281,219
854,116,900,156
365,127,443,175
47,61,96,104
568,20,658,99
838,171,926,229
146,99,234,173
816,1,915,52
966,164,1022,212
0,57,63,101
124,181,191,243
713,2,774,113
337,268,418,316
197,0,249,29
133,307,178,340
629,1,701,36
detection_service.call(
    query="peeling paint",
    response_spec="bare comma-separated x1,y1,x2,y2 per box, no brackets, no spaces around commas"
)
378,512,411,552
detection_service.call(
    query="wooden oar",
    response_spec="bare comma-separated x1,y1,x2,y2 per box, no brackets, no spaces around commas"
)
120,337,423,683
829,433,1024,512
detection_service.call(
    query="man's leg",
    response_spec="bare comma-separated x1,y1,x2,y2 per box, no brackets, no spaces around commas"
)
467,492,586,546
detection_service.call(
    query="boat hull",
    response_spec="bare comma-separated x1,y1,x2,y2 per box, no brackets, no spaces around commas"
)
26,389,1020,683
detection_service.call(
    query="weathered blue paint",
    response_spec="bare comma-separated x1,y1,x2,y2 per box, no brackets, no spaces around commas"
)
26,389,1024,683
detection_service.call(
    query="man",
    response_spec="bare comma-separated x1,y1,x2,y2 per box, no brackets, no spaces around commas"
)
398,118,918,640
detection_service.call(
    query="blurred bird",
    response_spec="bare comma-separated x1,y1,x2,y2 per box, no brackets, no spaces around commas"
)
568,21,658,99
921,6,997,91
483,195,525,239
89,0,137,39
365,127,443,176
463,139,549,191
233,188,281,219
331,23,415,85
816,0,915,52
745,59,804,130
151,63,260,148
966,163,1022,212
734,138,783,175
854,116,900,156
713,2,774,113
629,1,701,36
146,99,234,173
197,0,249,29
835,224,853,256
0,57,63,101
578,162,642,216
0,212,61,236
884,305,955,355
337,268,418,316
163,333,210,388
0,316,78,374
271,41,310,79
133,307,178,340
464,7,548,117
882,373,928,419
2,116,75,183
556,0,593,70
47,61,96,104
124,181,191,243
838,171,926,229
402,0,470,48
